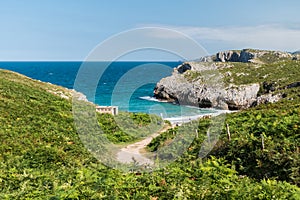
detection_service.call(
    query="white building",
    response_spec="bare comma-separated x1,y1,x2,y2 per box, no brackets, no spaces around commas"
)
96,106,118,115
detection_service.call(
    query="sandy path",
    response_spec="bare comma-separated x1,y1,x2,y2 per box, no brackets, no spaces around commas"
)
116,124,171,165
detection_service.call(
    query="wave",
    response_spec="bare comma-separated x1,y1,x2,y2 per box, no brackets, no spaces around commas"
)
164,114,208,125
139,96,168,102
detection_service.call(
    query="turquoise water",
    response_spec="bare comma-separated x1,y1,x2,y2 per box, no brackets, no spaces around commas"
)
0,61,216,119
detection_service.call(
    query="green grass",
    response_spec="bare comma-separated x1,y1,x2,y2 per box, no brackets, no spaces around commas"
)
97,112,162,143
184,71,203,82
184,51,300,91
0,69,299,199
218,60,300,87
149,87,300,186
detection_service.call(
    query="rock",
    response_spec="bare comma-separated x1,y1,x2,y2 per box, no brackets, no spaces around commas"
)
177,63,192,74
224,84,260,110
225,71,232,77
194,56,213,62
216,51,233,62
215,49,256,63
199,56,213,62
153,85,178,103
72,90,89,102
239,50,256,62
286,81,300,89
153,49,294,110
153,62,260,110
262,81,277,93
214,49,293,63
199,98,213,108
253,93,282,106
216,51,240,62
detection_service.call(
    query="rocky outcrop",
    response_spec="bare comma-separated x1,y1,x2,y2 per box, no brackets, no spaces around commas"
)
215,49,258,63
153,49,296,110
291,50,300,60
214,49,293,63
224,84,260,110
177,63,192,73
216,51,242,62
153,62,260,110
253,93,282,106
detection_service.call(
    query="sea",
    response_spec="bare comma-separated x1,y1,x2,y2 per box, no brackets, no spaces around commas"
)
0,61,217,123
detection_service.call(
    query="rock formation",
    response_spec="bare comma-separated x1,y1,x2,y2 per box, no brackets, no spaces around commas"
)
153,49,294,110
154,62,260,110
199,49,293,63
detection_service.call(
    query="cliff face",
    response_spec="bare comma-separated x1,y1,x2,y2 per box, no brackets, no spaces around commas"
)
154,62,260,110
153,49,299,110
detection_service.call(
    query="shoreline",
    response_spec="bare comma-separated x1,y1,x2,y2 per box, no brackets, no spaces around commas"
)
163,109,236,126
139,95,236,125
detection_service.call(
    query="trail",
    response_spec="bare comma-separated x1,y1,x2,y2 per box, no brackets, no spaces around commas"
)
116,124,172,165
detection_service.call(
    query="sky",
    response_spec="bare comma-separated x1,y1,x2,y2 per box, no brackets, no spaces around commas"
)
0,0,300,61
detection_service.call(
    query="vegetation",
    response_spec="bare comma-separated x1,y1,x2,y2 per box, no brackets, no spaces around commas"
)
218,59,300,88
184,71,203,82
97,112,162,143
149,92,300,184
213,96,300,186
186,50,300,90
0,66,300,199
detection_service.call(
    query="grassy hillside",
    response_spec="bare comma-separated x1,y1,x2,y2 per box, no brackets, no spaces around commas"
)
0,69,300,199
185,50,300,92
218,59,300,88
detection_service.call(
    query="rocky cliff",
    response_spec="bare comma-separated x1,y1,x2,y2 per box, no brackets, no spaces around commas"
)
154,62,260,110
154,49,299,110
213,49,292,63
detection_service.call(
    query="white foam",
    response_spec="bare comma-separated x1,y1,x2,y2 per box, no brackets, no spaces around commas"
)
163,109,235,125
139,96,168,102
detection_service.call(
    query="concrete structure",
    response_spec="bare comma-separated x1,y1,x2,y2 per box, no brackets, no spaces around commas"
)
96,106,118,115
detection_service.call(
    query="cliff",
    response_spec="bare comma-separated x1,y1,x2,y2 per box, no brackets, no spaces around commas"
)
154,49,300,110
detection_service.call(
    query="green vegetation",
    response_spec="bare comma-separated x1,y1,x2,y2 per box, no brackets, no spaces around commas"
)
97,112,162,143
184,71,203,82
186,52,300,90
213,96,300,186
148,87,300,186
255,51,291,63
218,60,300,87
0,69,300,199
147,126,178,152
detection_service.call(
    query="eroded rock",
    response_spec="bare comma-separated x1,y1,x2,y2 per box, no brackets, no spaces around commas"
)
153,62,261,110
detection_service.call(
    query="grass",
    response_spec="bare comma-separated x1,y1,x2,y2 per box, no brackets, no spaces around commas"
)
148,87,300,186
184,71,203,82
215,59,300,91
183,50,300,91
0,68,299,199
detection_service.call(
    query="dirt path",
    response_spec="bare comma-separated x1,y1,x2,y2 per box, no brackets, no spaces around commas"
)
116,124,172,165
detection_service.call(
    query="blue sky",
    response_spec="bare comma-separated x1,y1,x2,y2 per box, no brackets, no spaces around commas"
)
0,0,300,60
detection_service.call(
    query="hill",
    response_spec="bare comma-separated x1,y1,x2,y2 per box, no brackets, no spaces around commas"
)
154,49,300,110
0,68,299,199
